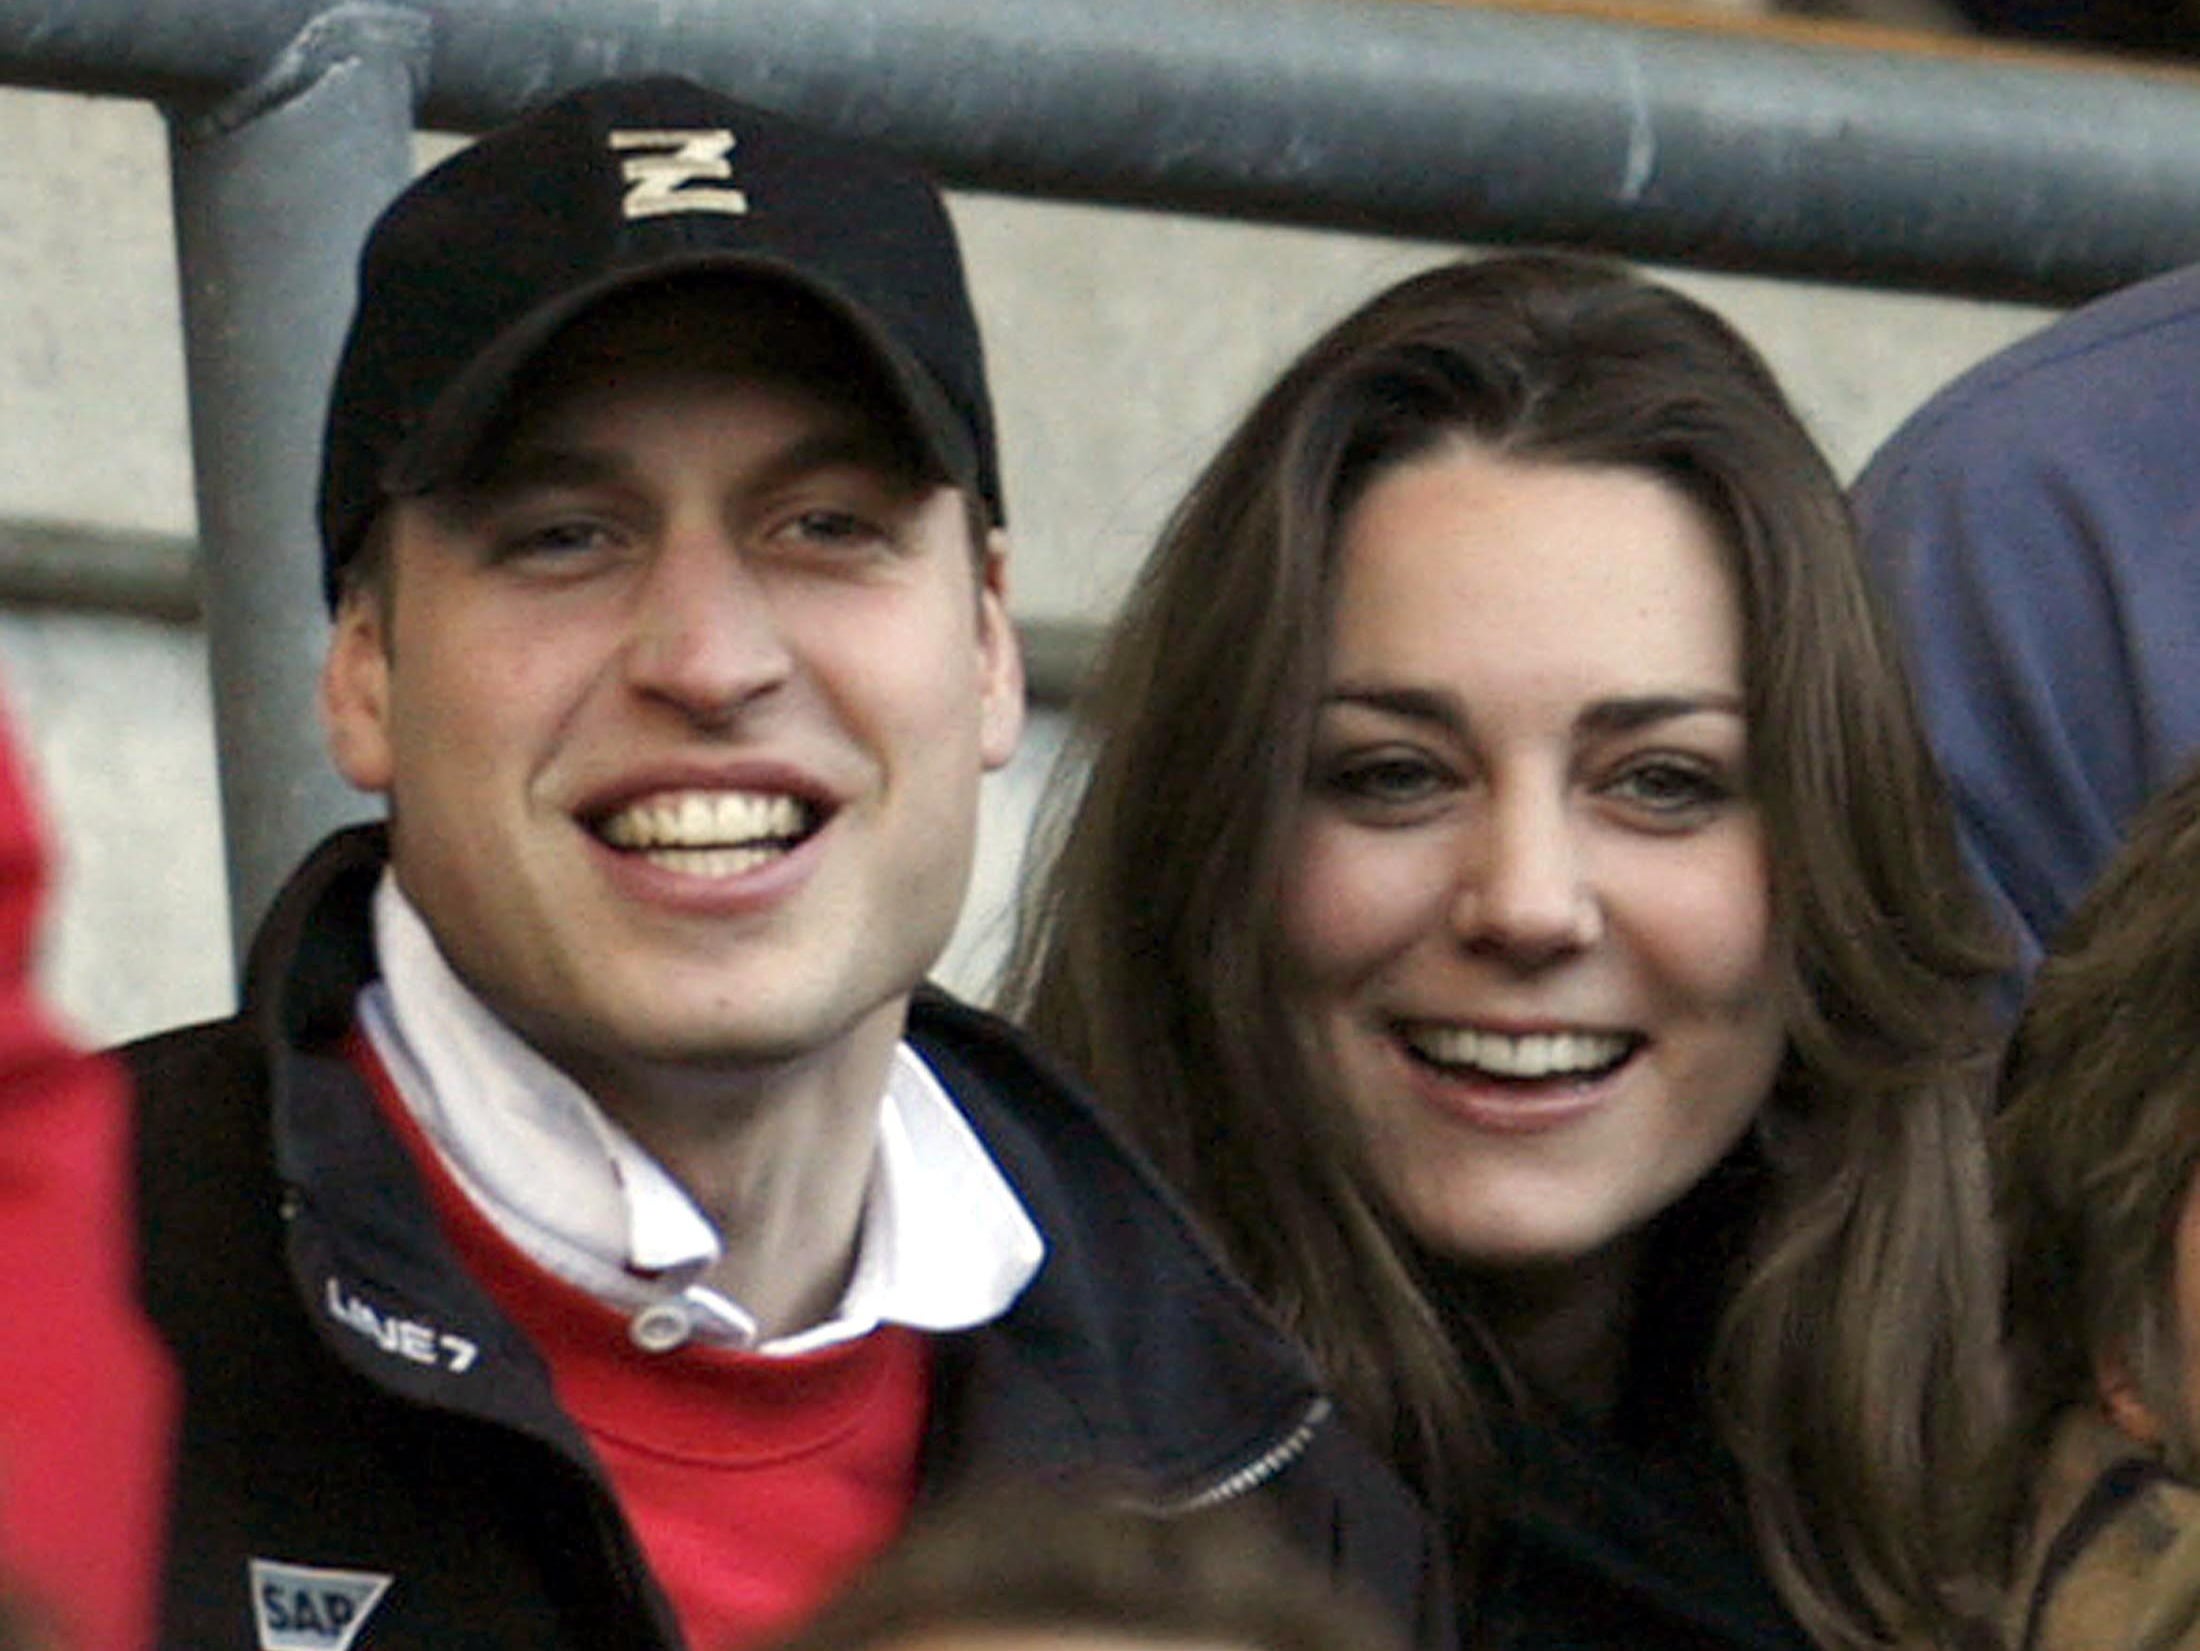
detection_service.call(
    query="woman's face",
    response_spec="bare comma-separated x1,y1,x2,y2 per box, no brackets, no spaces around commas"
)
1278,439,1787,1269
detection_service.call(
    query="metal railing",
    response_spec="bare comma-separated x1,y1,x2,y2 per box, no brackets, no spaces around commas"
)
8,0,2200,952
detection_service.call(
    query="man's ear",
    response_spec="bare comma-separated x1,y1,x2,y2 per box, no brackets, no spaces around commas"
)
321,591,395,795
2099,1350,2167,1448
976,526,1025,772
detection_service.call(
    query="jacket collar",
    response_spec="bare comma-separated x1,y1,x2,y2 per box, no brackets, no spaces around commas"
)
905,988,1329,1505
249,826,595,1451
245,828,1329,1501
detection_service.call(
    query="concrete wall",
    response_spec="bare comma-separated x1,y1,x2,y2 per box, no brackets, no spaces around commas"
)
0,84,2056,1045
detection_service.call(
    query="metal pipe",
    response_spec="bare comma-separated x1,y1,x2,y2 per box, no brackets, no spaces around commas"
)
164,3,426,961
8,0,2200,302
0,520,199,623
6,0,2159,970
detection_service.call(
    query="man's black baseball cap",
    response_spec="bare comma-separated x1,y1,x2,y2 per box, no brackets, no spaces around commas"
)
317,75,1001,608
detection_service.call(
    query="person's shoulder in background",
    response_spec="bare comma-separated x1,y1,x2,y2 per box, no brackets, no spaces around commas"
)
1852,261,2200,993
0,689,174,1651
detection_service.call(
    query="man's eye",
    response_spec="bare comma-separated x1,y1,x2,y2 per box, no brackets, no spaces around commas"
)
787,508,886,547
496,519,619,562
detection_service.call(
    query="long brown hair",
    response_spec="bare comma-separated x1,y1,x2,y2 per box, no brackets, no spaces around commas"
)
1002,254,2007,1649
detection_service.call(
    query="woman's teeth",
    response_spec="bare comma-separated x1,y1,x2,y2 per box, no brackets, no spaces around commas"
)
1406,1025,1633,1080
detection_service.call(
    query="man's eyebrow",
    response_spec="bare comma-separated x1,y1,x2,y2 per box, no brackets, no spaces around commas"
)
752,427,930,493
455,425,927,504
455,445,625,500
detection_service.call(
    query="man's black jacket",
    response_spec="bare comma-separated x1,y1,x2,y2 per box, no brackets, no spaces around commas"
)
127,827,1451,1650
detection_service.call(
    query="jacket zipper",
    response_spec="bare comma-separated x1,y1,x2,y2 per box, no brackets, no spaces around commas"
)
1158,1395,1332,1514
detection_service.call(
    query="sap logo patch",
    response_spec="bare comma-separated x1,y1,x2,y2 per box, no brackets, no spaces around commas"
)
249,1559,392,1651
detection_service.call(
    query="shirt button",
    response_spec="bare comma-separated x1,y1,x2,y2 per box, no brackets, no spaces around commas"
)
630,1300,692,1353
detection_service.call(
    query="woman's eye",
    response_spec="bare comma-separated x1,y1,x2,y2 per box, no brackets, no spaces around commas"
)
1604,757,1735,820
1319,750,1452,809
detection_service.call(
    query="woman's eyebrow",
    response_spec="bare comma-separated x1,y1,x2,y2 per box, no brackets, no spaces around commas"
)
1576,692,1745,738
1320,684,1744,744
1320,683,1467,737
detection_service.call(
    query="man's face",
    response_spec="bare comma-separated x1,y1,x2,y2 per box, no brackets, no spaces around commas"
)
321,289,1023,1115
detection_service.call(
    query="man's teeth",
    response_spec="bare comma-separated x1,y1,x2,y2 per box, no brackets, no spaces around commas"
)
1408,1026,1632,1080
598,792,810,863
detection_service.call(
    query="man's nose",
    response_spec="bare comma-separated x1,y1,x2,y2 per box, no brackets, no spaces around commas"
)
623,529,794,724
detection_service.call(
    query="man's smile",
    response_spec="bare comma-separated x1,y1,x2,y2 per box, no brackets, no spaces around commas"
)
592,788,825,878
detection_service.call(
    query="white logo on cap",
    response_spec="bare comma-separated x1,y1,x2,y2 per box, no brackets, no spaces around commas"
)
610,128,751,220
249,1559,392,1651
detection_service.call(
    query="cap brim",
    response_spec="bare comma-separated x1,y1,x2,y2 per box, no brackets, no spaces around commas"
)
381,252,982,512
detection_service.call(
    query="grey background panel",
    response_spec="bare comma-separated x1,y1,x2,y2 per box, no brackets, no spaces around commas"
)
0,84,2052,1044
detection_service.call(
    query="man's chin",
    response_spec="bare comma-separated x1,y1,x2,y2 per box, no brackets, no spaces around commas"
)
527,988,918,1105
